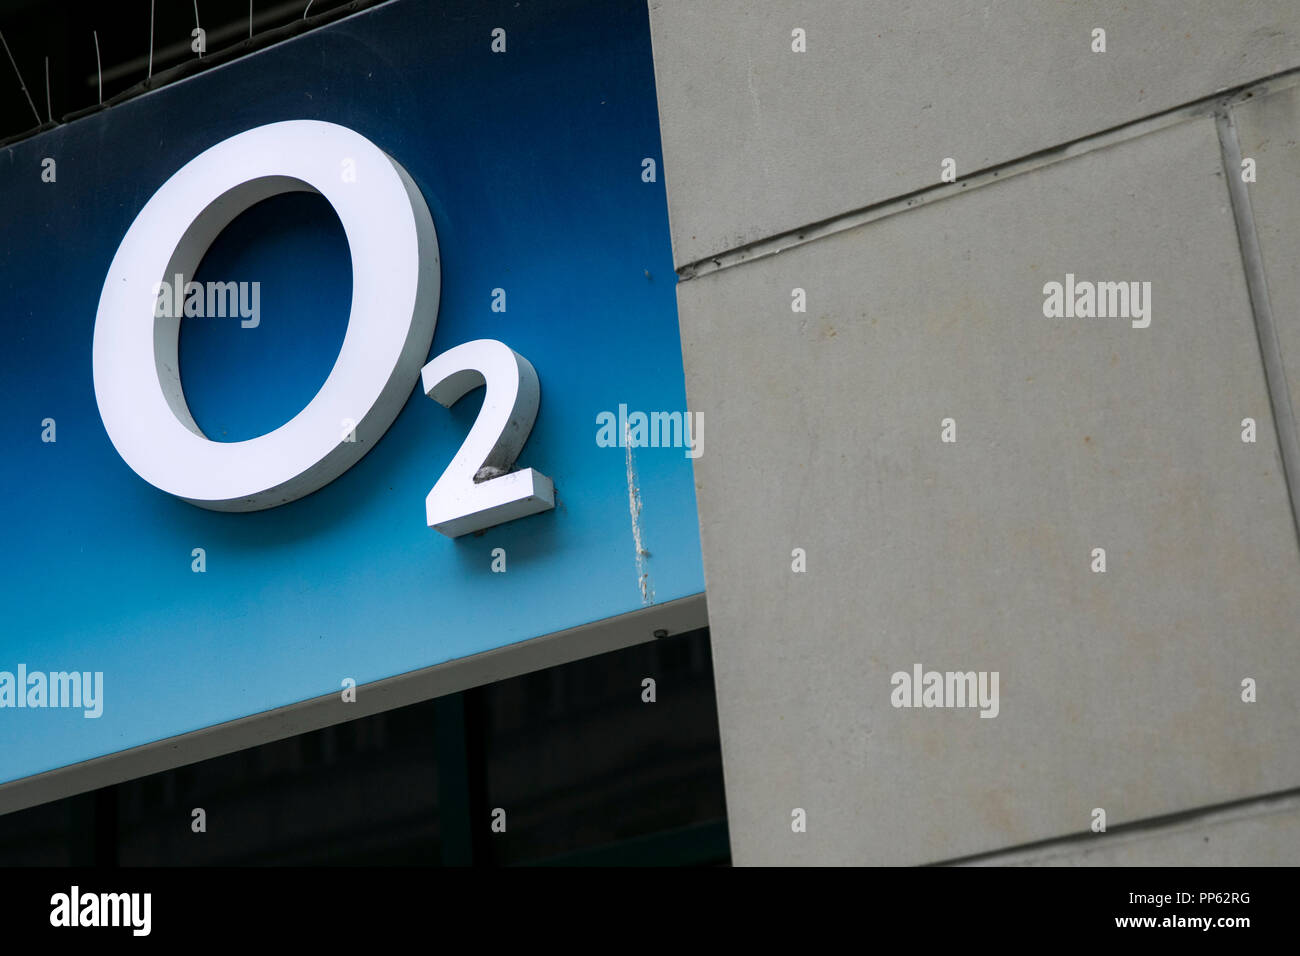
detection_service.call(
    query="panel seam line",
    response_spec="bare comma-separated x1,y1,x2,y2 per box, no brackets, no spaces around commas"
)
675,67,1300,281
1216,107,1300,547
931,785,1300,866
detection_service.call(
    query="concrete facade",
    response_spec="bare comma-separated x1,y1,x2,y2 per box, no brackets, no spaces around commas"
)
649,1,1300,865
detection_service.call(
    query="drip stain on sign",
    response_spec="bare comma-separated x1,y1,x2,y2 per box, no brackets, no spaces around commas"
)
625,419,654,606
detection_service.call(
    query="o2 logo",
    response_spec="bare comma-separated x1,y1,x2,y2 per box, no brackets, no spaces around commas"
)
92,120,553,538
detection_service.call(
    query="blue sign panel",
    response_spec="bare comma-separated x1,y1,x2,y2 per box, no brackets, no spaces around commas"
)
0,0,703,784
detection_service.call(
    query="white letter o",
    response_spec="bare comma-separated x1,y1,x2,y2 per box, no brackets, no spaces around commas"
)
93,120,440,511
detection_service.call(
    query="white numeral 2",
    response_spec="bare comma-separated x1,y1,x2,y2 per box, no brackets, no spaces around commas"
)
421,339,555,538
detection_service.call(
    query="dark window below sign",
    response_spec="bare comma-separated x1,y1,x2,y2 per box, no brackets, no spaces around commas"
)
0,627,730,867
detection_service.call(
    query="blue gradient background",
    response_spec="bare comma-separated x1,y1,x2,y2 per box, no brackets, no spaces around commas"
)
0,0,703,784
